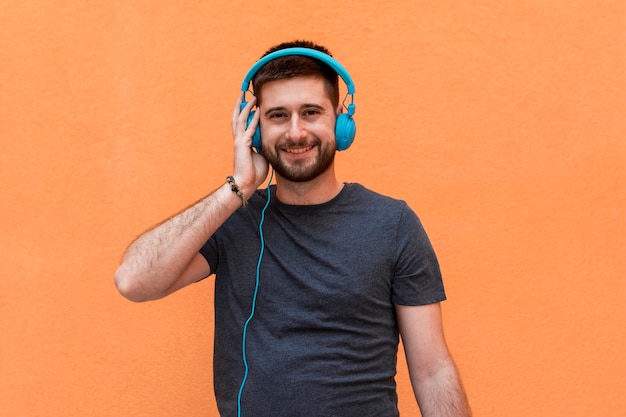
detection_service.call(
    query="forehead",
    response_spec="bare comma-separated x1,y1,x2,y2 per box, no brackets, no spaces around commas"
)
257,76,333,108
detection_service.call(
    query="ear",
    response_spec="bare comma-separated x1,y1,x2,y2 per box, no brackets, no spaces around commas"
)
336,104,343,115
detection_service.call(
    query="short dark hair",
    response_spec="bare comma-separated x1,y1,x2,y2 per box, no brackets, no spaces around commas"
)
252,40,340,108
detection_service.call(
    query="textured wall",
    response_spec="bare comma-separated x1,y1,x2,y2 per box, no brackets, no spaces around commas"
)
1,1,625,416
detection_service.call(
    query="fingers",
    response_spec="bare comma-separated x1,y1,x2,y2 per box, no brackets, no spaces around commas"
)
231,94,264,193
232,95,258,138
246,104,260,136
231,94,243,129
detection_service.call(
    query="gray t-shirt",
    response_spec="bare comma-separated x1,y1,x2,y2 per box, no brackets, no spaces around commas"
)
200,183,446,417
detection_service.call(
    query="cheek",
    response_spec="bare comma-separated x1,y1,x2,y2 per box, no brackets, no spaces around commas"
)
258,120,279,139
309,117,337,136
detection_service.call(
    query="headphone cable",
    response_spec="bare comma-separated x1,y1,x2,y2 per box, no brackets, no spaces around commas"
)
237,168,274,417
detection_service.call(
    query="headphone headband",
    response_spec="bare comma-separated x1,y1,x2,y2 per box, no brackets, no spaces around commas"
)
240,47,356,95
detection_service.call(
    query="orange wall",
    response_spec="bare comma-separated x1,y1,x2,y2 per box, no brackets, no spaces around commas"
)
1,1,625,416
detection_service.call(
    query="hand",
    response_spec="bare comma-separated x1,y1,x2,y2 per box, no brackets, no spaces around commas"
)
231,95,269,198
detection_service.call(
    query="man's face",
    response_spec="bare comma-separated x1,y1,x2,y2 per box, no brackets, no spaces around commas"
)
258,76,337,183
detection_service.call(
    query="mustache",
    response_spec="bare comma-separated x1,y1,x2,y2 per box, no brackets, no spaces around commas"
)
279,137,322,148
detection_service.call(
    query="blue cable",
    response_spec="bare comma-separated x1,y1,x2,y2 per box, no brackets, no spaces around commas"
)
237,169,274,417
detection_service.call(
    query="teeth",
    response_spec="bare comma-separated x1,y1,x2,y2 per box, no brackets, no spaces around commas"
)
286,146,312,154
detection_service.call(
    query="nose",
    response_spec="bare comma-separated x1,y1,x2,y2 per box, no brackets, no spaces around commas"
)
285,115,307,141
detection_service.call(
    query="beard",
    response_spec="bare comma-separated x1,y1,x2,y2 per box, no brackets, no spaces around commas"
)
261,138,336,183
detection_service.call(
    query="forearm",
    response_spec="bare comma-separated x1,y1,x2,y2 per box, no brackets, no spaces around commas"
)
412,356,472,417
115,96,267,301
114,182,241,301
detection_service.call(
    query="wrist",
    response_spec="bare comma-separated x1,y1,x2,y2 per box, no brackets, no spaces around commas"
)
226,176,248,208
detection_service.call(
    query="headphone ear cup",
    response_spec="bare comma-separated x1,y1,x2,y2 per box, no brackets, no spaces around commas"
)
335,113,356,151
247,110,262,151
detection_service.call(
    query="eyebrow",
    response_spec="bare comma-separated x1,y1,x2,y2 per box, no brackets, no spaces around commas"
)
263,106,287,117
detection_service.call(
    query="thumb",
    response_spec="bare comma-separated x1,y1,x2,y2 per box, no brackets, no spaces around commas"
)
252,152,270,188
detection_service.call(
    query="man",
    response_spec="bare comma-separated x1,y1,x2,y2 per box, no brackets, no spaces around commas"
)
115,40,471,417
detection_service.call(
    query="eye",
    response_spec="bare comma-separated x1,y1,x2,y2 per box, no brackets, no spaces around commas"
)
303,108,321,117
268,112,287,120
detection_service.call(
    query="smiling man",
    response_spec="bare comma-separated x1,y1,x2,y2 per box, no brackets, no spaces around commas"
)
115,40,472,417
260,77,338,185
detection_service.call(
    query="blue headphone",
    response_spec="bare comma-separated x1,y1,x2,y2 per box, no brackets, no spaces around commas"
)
240,47,356,152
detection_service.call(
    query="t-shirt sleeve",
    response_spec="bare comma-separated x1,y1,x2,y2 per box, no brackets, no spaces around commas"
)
391,204,446,306
199,236,219,278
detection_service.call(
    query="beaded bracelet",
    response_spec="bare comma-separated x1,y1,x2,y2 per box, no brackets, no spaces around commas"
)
226,176,247,208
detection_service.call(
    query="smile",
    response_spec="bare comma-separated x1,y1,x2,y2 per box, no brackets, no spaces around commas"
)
284,146,314,154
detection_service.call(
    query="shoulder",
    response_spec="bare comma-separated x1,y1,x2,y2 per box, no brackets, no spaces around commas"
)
343,183,413,215
343,182,402,203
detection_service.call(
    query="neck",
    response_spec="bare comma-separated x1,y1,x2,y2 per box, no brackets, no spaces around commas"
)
275,168,343,205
